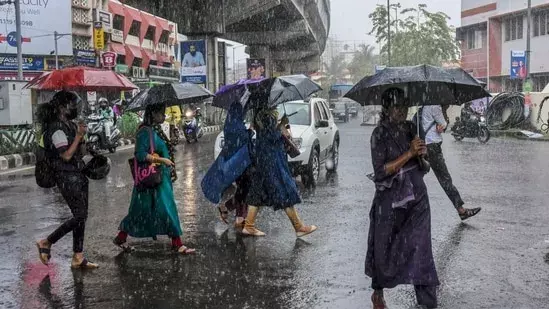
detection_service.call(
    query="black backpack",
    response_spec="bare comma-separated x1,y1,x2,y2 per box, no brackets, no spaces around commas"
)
35,126,56,188
411,107,437,140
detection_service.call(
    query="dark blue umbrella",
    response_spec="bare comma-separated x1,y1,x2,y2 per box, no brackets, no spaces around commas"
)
127,82,214,111
345,65,490,107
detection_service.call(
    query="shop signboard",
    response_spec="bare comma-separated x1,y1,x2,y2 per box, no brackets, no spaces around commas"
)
0,55,43,70
74,49,96,66
94,23,105,50
111,29,124,43
115,64,129,74
101,51,117,68
510,50,527,80
0,1,72,55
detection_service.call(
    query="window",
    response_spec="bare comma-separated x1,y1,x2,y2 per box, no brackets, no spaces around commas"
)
505,15,523,41
314,103,322,123
113,15,124,31
144,26,155,40
319,102,329,120
466,29,483,49
320,102,332,120
128,21,140,37
533,10,549,37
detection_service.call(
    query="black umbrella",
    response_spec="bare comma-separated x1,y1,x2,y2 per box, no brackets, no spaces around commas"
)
267,74,322,108
345,65,490,107
126,82,214,111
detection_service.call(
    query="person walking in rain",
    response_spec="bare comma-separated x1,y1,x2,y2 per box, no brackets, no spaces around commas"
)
113,103,195,255
422,104,481,220
35,91,98,269
243,106,317,237
366,88,438,308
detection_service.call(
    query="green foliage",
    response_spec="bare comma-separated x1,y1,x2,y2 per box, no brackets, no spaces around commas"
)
368,3,459,66
348,44,379,82
119,112,141,138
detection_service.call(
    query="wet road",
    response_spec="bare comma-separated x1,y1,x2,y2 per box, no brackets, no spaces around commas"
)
1,115,549,309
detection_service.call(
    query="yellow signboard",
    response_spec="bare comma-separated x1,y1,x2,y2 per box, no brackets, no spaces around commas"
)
94,28,105,50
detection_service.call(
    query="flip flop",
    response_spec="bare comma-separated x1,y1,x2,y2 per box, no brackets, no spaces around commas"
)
71,258,99,269
176,246,196,255
36,242,51,265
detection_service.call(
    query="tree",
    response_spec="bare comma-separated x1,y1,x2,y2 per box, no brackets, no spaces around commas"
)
324,55,348,84
348,44,378,81
368,3,459,67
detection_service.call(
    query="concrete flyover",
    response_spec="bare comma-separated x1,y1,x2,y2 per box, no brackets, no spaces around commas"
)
120,0,330,75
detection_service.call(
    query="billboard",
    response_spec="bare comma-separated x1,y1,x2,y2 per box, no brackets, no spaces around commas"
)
0,1,72,55
180,40,207,84
247,58,266,80
0,55,43,70
510,50,527,80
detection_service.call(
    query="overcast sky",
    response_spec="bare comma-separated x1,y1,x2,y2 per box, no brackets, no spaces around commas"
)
330,0,461,45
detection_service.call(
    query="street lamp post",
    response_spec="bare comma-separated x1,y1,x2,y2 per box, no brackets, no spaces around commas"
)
387,0,391,66
54,32,71,69
526,0,532,81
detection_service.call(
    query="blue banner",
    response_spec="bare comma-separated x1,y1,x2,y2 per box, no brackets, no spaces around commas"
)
0,55,44,71
74,49,96,65
510,50,527,80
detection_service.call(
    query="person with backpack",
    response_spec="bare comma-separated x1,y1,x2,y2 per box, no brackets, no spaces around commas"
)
418,105,481,220
35,91,99,269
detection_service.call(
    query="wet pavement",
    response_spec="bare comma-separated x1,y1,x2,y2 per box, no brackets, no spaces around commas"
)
1,115,549,309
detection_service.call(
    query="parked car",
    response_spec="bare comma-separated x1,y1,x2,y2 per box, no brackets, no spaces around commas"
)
332,103,349,122
347,102,359,117
214,98,340,188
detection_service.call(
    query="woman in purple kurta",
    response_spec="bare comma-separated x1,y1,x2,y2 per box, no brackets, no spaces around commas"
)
365,88,439,309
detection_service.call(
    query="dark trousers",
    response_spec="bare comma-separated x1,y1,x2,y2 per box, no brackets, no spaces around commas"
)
47,173,89,253
427,142,464,210
372,280,437,308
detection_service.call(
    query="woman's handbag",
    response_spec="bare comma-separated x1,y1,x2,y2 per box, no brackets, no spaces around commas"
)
128,127,162,191
282,133,301,158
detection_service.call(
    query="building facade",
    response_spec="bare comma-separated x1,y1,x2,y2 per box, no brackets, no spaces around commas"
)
107,0,179,88
457,0,549,92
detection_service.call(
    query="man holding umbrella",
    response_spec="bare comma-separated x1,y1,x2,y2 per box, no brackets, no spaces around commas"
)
421,105,481,220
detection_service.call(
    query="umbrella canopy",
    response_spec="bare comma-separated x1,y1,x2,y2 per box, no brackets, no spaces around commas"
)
212,75,322,110
212,78,271,110
267,74,322,108
345,65,490,106
126,82,214,111
24,66,137,91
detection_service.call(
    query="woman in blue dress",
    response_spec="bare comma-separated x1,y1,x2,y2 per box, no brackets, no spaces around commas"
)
113,103,195,255
243,106,317,237
366,88,438,308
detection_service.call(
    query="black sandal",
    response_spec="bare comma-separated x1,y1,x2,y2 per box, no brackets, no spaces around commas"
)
113,236,134,252
218,206,229,224
71,258,99,269
459,207,481,221
36,243,51,265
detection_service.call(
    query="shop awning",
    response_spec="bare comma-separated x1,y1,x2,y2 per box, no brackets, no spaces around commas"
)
110,42,126,55
123,6,142,40
156,52,170,65
140,12,157,44
141,49,157,69
155,18,171,45
124,44,142,67
108,1,124,17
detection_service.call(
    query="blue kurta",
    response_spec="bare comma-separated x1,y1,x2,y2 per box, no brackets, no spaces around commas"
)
246,112,301,210
120,127,182,238
365,121,439,288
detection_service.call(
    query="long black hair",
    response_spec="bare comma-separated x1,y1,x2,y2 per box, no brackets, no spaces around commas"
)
142,103,166,127
36,91,80,128
379,87,405,124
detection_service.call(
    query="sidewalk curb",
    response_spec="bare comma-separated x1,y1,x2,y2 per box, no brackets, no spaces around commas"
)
0,125,223,171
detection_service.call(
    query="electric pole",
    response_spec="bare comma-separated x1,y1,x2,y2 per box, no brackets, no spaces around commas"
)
387,0,391,66
54,31,59,69
526,0,532,80
14,0,23,80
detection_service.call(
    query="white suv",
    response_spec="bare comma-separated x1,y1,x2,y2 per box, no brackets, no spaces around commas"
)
214,98,340,187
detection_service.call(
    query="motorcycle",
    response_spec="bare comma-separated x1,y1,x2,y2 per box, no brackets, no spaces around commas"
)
86,114,121,153
451,113,490,143
182,108,203,143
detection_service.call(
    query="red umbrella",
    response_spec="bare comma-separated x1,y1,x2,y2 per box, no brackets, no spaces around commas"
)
24,66,137,91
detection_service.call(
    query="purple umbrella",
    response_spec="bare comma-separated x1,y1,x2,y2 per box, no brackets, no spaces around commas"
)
213,78,271,109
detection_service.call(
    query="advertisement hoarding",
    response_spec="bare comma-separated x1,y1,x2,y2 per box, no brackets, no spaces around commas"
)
0,55,43,70
74,49,96,66
180,40,207,84
247,58,266,80
0,1,72,55
510,50,527,80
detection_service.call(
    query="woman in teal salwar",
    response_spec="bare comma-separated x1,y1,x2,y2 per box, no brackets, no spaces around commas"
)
113,103,195,255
